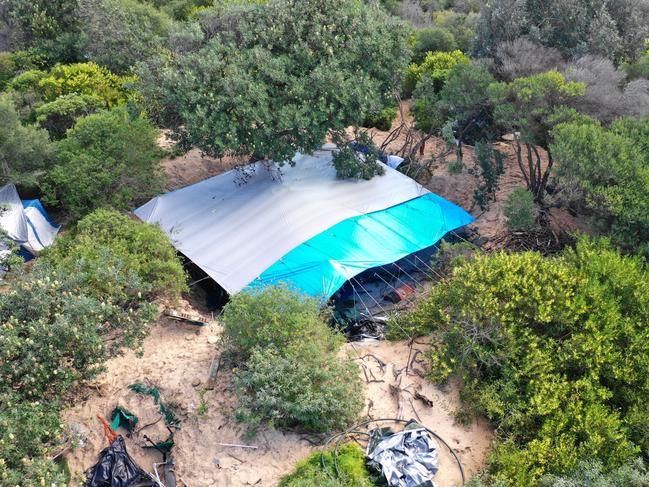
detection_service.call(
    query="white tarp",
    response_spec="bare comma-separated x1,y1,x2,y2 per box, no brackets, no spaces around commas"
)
0,184,60,255
135,148,429,294
0,183,29,244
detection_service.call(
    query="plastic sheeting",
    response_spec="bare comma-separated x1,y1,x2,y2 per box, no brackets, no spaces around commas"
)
135,149,429,294
0,184,60,255
246,192,474,298
84,436,152,487
367,423,439,487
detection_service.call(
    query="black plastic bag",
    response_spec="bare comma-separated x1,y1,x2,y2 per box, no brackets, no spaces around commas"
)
84,436,152,487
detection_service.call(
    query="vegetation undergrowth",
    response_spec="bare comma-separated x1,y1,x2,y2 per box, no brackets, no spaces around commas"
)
222,285,364,434
279,443,375,487
400,238,649,486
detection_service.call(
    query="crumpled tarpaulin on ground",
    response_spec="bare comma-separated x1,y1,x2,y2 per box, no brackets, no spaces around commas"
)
84,436,152,487
366,422,439,487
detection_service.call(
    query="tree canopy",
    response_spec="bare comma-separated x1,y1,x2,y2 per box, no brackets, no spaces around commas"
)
137,0,410,164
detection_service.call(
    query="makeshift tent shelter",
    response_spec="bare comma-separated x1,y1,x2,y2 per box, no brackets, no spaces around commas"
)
0,183,60,257
135,148,474,299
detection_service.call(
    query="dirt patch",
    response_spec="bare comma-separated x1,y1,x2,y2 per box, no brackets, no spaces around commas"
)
63,304,492,486
158,131,247,191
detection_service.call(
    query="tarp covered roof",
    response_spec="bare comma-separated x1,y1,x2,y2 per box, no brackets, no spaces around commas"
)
135,149,474,297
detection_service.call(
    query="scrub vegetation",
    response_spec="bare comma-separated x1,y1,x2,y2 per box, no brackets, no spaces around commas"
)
1,0,649,485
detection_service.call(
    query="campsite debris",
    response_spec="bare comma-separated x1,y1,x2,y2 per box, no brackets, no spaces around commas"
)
164,308,208,327
207,335,219,344
366,421,439,487
84,436,154,487
191,378,201,387
325,419,465,487
384,283,415,303
205,355,222,390
128,383,181,429
216,442,259,450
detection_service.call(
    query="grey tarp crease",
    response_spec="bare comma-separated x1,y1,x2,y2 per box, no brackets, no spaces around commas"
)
366,422,439,487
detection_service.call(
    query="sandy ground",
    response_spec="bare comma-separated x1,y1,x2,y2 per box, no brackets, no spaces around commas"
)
366,102,586,246
63,298,492,487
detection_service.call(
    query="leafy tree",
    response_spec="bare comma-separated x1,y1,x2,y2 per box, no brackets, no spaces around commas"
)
473,140,504,210
332,131,385,180
43,107,165,220
37,62,135,107
402,238,649,485
488,71,585,202
551,117,649,256
475,0,649,62
0,94,55,189
504,187,538,232
412,62,496,142
489,39,565,82
43,208,187,299
403,49,469,97
77,0,172,73
431,10,478,53
137,0,410,165
410,27,458,64
362,106,398,131
3,0,82,66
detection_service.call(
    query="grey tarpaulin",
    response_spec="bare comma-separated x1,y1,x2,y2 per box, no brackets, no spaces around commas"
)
366,422,439,487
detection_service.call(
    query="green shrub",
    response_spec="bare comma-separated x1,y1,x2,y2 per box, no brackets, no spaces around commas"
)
222,285,340,360
402,50,469,98
233,339,364,433
42,208,187,300
551,117,649,257
448,159,464,174
0,393,67,486
0,93,55,189
0,262,157,399
43,107,165,220
404,238,649,485
279,443,374,487
363,107,398,131
504,187,538,232
35,93,103,139
539,458,649,486
0,52,17,91
37,62,135,107
225,286,364,433
410,27,458,64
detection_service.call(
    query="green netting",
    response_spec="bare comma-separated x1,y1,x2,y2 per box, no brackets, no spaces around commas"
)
128,383,181,429
110,406,138,432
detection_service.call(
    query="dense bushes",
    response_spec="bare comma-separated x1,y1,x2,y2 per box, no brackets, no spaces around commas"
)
43,107,164,220
0,94,54,188
403,49,469,97
222,286,363,433
551,116,649,257
43,208,187,299
279,443,374,487
363,107,398,131
0,207,184,482
402,239,649,485
539,458,649,486
504,187,538,232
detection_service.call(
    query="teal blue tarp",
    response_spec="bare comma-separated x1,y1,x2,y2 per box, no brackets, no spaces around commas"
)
246,193,475,298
